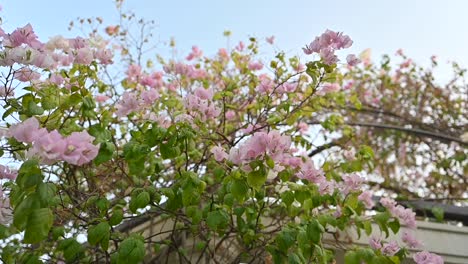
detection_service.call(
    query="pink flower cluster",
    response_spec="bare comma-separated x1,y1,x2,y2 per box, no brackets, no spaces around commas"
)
255,74,276,94
228,130,292,172
115,88,160,117
163,61,207,80
0,165,17,180
401,231,422,248
413,251,444,264
9,117,99,166
184,87,221,121
0,24,113,70
369,237,400,256
186,46,203,61
303,29,353,65
380,197,417,228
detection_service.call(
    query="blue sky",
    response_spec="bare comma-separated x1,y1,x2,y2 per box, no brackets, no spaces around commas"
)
2,0,468,78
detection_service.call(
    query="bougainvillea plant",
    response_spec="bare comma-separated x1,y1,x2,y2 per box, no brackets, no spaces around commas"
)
0,2,454,264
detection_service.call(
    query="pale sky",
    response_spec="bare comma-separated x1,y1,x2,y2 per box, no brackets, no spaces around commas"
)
2,0,468,79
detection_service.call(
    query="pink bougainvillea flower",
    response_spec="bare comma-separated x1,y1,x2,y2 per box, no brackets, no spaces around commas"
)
248,61,263,71
61,131,99,166
9,117,47,143
382,241,400,256
266,35,275,44
0,165,17,180
211,145,228,162
413,251,444,264
402,231,422,248
358,190,375,209
346,54,361,66
369,236,382,250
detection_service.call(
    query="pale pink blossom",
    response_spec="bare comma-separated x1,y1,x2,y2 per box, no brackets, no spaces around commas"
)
346,54,361,66
296,159,324,183
95,95,110,103
382,241,400,256
14,68,41,82
225,110,236,120
402,231,422,248
341,173,364,194
369,236,382,250
235,41,245,51
186,46,203,61
126,64,142,82
74,48,94,64
248,61,263,71
358,190,375,209
141,89,160,106
266,36,275,44
9,117,47,143
318,83,340,95
32,130,67,164
5,23,42,49
0,165,17,180
297,122,308,134
413,251,444,264
61,131,99,166
211,146,228,162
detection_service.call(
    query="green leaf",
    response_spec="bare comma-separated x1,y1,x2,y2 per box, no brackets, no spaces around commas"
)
388,219,400,234
276,228,296,252
231,179,249,202
88,222,111,249
22,94,44,116
206,210,230,231
288,253,302,264
363,221,373,236
16,160,43,190
13,195,41,230
117,236,145,263
109,209,124,226
356,248,375,262
247,165,267,191
431,206,444,222
344,251,360,264
23,208,54,244
129,191,150,213
58,238,84,262
94,142,115,165
281,191,295,207
265,155,275,169
306,219,324,244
